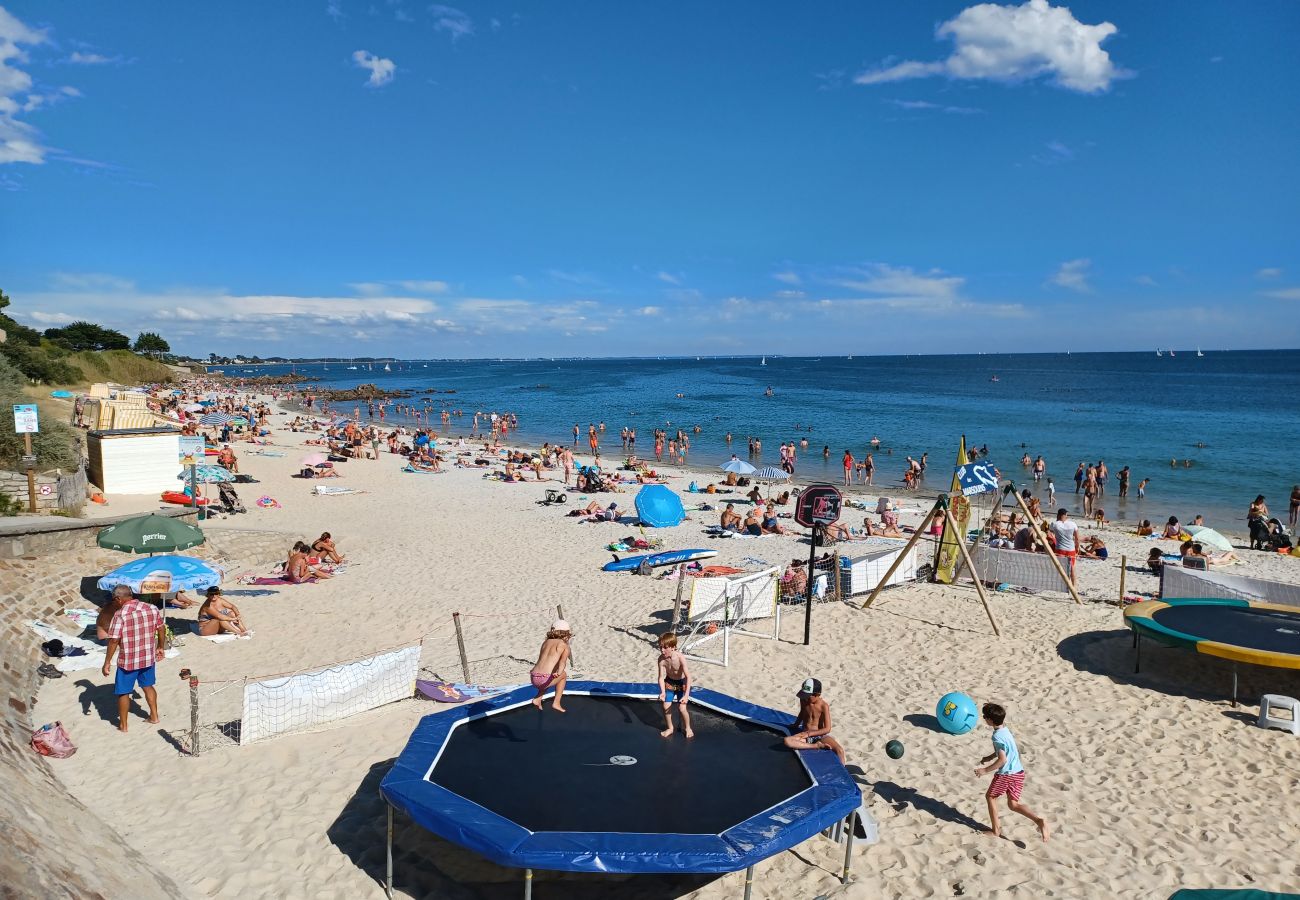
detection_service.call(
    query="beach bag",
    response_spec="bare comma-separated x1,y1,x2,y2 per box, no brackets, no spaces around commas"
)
31,722,76,759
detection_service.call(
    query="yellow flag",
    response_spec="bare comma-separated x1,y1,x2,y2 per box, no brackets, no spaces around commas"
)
934,436,970,584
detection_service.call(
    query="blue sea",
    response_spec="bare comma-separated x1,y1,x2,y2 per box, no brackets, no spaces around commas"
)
237,351,1300,530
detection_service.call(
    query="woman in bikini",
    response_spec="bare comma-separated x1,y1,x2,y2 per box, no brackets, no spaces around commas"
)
196,587,250,637
530,620,572,712
312,532,344,565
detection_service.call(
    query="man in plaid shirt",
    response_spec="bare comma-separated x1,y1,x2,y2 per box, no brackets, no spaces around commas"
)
100,585,163,733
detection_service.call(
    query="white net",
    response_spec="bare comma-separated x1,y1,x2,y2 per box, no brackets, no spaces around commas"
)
968,545,1072,594
239,644,421,745
839,543,917,597
1161,565,1300,608
680,567,781,667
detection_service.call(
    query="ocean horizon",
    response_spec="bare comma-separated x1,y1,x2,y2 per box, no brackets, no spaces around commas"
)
232,349,1300,532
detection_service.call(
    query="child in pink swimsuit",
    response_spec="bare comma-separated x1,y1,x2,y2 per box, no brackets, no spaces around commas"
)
530,620,572,712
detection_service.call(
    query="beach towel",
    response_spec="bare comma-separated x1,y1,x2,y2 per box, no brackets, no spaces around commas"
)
313,485,361,495
251,576,318,585
27,622,105,672
416,680,520,703
63,608,100,629
402,466,444,474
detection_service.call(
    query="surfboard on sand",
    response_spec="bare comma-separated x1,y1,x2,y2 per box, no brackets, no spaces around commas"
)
602,548,717,573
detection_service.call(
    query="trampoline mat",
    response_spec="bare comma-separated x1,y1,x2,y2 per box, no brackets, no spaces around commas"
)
1154,605,1300,656
430,694,810,834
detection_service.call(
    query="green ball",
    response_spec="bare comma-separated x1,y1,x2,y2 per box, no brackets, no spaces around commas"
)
885,739,904,760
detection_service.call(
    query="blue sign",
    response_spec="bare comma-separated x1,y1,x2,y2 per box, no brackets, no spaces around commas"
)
954,462,999,496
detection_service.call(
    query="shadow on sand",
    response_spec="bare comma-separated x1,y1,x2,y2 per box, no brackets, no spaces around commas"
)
327,759,724,899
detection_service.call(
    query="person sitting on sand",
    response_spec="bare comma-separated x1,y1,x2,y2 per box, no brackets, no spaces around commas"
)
774,490,791,506
307,463,341,479
312,532,344,564
1079,534,1108,560
742,507,765,536
530,620,571,712
781,562,809,597
1092,509,1108,526
783,677,846,764
287,541,333,582
196,587,250,637
720,503,743,532
746,485,763,505
216,444,239,473
724,471,739,487
762,503,789,535
1162,516,1182,539
1146,547,1164,574
575,500,618,522
1136,519,1154,537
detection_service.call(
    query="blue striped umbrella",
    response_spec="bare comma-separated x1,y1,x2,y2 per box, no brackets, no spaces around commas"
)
199,412,235,425
754,466,790,481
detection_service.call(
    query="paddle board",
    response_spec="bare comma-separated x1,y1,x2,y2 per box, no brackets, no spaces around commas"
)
602,548,717,572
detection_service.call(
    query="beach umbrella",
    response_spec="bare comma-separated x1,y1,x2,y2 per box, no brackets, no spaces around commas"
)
182,403,204,412
1186,525,1234,553
634,484,685,527
720,458,756,475
754,466,790,482
302,452,329,467
199,412,235,426
97,555,222,594
179,465,235,484
97,513,205,554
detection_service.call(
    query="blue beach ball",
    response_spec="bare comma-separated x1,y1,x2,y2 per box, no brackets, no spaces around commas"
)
935,692,978,735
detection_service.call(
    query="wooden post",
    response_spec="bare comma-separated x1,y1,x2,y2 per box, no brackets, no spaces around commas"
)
860,499,943,610
188,675,200,757
941,509,1001,636
1118,554,1127,607
23,433,36,513
670,564,688,627
556,603,574,669
1008,489,1084,605
452,612,472,682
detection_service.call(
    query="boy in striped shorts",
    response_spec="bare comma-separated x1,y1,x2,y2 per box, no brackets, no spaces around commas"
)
975,702,1049,842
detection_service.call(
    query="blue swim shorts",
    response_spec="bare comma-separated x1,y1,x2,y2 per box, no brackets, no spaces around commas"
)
114,665,157,695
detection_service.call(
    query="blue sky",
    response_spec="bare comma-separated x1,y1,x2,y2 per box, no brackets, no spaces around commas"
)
1,1,1298,358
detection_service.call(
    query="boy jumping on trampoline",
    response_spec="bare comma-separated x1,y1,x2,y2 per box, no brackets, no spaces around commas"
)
975,702,1049,842
656,633,693,738
530,619,572,712
783,678,846,764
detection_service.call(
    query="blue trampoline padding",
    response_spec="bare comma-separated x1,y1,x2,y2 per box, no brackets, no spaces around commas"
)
380,681,861,874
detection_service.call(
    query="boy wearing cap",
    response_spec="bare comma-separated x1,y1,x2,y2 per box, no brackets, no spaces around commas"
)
529,620,572,712
783,678,846,764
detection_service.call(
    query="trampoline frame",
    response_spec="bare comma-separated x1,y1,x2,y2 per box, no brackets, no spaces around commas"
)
1124,597,1300,705
379,681,862,897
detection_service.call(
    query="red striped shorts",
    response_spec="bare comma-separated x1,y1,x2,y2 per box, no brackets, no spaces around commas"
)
988,771,1025,800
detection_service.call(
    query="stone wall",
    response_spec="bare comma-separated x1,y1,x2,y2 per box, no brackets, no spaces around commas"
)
0,516,289,899
0,468,69,513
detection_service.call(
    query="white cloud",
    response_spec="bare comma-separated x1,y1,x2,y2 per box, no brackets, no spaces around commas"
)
327,0,344,22
856,0,1127,94
66,51,117,65
821,263,1025,317
772,270,801,285
396,280,448,294
352,50,395,87
1135,274,1158,287
428,5,474,39
26,310,76,325
1263,287,1300,301
1050,258,1092,292
887,98,982,115
637,306,662,316
0,7,52,164
1256,267,1282,280
655,271,681,285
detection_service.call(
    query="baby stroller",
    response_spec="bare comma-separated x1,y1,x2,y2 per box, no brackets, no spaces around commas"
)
217,482,247,514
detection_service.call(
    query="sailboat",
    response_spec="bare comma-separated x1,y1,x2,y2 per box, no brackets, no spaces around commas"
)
1156,349,1162,357
383,362,392,372
1197,347,1204,357
760,356,767,366
347,357,358,370
422,363,428,368
1169,349,1175,357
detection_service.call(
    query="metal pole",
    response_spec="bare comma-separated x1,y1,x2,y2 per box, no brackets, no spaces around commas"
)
671,564,688,627
188,675,200,757
841,811,856,883
803,524,820,646
524,868,533,900
385,802,394,899
1232,666,1238,708
743,865,755,900
452,612,472,682
24,433,36,512
1118,554,1127,607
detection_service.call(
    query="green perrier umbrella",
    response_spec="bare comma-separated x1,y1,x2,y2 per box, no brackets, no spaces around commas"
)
97,513,206,554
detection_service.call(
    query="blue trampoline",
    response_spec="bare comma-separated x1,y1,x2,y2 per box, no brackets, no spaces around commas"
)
379,681,862,895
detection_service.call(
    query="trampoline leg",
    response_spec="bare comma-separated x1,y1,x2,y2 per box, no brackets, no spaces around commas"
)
523,868,533,900
742,865,755,900
841,813,856,883
1232,666,1238,708
1134,633,1141,674
385,803,393,900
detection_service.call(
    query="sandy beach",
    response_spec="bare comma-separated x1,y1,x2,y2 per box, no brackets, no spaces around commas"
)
32,390,1300,899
